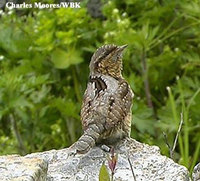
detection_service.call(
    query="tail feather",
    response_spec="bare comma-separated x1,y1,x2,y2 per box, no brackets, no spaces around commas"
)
75,123,104,153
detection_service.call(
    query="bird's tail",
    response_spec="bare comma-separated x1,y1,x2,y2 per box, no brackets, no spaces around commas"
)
74,123,104,154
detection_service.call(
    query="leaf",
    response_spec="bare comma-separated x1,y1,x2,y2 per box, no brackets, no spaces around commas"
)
181,2,200,18
99,162,110,181
0,25,30,58
50,98,79,119
132,101,155,134
51,48,83,69
35,31,54,51
8,96,32,109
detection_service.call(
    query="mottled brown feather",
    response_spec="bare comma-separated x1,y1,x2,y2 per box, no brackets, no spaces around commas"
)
74,44,133,153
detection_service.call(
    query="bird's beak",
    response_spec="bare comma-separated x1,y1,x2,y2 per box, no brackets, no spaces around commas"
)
116,44,128,54
112,44,128,62
119,44,128,51
115,44,128,55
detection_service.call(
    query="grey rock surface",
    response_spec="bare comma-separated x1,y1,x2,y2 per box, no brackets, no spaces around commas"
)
0,138,191,181
0,154,47,181
193,162,200,181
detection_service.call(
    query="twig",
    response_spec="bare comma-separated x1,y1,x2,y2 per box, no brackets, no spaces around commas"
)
72,67,82,103
163,113,184,159
171,112,184,158
10,114,27,155
111,173,114,181
127,154,136,181
163,132,173,158
141,48,156,118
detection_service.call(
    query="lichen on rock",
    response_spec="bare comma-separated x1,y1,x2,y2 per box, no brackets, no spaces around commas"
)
0,138,191,181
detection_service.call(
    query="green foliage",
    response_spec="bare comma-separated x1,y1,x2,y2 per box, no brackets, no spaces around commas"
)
0,0,200,173
99,162,110,181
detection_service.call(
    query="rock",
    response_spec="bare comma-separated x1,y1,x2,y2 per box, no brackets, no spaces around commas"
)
0,154,47,181
0,138,191,181
193,163,200,181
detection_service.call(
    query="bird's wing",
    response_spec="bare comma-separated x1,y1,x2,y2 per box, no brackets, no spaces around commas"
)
105,80,133,131
81,76,108,129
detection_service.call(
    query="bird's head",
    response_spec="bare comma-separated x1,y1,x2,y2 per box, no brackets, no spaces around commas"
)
89,44,127,79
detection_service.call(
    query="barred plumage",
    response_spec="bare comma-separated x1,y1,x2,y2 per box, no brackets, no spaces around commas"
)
74,44,133,153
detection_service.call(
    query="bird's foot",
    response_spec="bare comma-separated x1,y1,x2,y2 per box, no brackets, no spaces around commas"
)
67,144,78,158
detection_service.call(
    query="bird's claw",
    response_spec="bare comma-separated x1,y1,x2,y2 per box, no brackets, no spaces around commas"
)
100,144,111,152
67,147,78,158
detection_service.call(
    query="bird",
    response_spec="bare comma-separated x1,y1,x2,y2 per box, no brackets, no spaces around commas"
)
74,44,134,154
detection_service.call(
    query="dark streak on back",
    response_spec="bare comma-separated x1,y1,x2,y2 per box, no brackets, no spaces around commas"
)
89,76,107,96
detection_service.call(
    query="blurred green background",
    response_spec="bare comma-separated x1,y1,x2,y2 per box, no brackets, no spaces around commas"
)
0,0,200,173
